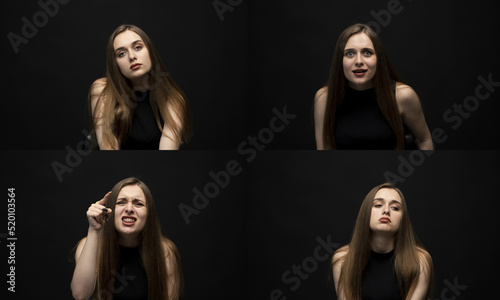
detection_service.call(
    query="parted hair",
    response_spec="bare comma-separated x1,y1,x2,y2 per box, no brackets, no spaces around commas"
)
332,183,433,300
322,23,405,149
94,177,182,300
89,24,192,149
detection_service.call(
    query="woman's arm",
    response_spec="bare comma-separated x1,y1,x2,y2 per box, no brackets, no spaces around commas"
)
396,84,434,150
71,193,112,300
163,239,182,300
314,87,328,150
407,250,432,300
90,78,118,150
332,248,348,300
159,101,182,150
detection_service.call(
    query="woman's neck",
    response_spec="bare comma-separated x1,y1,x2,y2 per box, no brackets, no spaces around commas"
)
370,232,395,253
130,74,151,92
118,234,140,248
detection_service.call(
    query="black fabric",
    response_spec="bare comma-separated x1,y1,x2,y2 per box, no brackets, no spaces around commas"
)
334,86,398,149
361,250,401,300
113,246,148,300
120,90,163,150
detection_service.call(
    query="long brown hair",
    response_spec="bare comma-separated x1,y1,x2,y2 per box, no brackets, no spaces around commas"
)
89,24,193,149
95,177,182,299
322,24,404,149
333,183,434,300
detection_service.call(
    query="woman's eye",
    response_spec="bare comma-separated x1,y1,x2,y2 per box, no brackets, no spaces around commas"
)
345,52,354,57
391,206,400,211
135,45,142,51
374,204,382,208
117,52,125,58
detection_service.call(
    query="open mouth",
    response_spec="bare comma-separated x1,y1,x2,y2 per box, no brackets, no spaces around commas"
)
122,216,137,225
353,69,367,76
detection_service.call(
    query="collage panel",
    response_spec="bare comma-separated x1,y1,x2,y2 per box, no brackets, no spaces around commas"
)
2,0,500,299
1,151,246,299
2,0,247,150
248,0,500,149
247,151,500,299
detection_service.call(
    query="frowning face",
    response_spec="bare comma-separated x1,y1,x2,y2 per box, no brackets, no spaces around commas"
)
114,184,148,238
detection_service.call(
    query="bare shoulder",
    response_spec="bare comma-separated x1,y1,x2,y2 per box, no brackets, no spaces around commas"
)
315,86,328,104
395,82,420,105
162,237,178,258
91,78,107,95
90,78,107,114
416,247,432,270
332,245,349,265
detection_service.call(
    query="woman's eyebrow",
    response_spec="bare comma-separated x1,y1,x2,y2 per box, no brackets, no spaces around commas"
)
114,40,143,53
373,198,401,205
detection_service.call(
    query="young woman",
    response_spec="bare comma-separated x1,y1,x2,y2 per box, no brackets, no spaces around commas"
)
332,183,433,300
314,24,433,150
89,24,192,150
71,177,182,300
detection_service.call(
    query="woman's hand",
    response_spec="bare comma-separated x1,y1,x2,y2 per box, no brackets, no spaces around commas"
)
87,192,113,232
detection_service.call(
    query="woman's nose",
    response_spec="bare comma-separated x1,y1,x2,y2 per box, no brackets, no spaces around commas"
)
355,53,364,66
125,203,133,213
128,50,136,62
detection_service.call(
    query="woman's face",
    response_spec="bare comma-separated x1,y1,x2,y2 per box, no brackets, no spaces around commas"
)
114,185,148,237
113,30,152,85
342,32,377,90
369,188,403,234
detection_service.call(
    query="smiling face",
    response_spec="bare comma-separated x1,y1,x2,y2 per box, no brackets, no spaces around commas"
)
113,30,152,86
114,184,148,241
369,188,403,235
343,32,377,90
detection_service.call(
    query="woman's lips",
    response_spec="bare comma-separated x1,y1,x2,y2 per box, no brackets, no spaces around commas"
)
122,216,137,225
353,69,367,77
130,63,142,70
379,217,391,223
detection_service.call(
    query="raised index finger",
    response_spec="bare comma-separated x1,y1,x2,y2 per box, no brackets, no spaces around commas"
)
96,191,112,206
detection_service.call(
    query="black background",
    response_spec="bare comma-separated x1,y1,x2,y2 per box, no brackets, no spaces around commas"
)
1,151,247,299
1,0,500,149
247,0,500,149
247,151,500,299
1,1,500,300
1,151,500,299
1,0,247,150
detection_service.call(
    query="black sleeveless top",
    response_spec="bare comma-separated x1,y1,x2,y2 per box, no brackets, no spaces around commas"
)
120,90,163,150
361,250,401,300
334,86,398,149
113,246,148,300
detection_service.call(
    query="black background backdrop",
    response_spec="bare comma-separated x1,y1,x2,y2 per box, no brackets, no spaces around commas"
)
1,151,247,299
1,1,500,299
248,0,500,149
1,0,247,150
247,151,500,299
2,0,500,149
1,151,499,299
